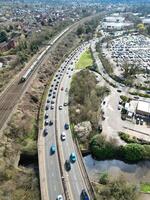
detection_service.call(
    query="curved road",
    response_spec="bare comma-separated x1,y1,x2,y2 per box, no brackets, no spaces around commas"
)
42,42,91,200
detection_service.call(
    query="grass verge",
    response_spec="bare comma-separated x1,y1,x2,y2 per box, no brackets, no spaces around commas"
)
140,183,150,193
76,49,93,69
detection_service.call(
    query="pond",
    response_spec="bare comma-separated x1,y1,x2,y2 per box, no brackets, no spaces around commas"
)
83,155,150,184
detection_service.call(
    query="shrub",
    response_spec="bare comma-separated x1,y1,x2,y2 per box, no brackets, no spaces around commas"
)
120,144,146,162
99,172,109,184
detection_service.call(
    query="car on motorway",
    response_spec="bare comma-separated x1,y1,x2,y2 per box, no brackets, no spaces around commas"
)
49,120,53,126
61,87,64,91
50,144,56,154
51,105,54,110
52,95,55,99
68,75,71,78
63,102,68,106
80,189,89,200
64,123,69,130
45,113,49,119
61,132,66,141
65,160,71,171
56,195,63,200
70,152,76,163
45,105,49,110
49,89,52,92
51,100,55,104
48,93,51,97
43,128,48,136
47,99,50,103
59,105,63,110
45,120,49,126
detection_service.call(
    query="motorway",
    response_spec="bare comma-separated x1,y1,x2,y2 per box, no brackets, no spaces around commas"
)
41,42,91,200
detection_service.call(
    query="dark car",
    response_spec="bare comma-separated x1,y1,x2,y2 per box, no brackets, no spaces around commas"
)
65,160,71,171
45,113,49,119
80,189,89,200
63,102,68,106
45,105,49,110
47,99,50,103
64,123,69,130
49,120,53,126
43,128,48,136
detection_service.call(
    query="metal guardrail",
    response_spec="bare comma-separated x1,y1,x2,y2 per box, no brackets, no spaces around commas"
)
75,138,96,200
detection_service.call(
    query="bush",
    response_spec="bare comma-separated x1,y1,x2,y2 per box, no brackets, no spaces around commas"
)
90,134,150,162
119,132,138,143
120,144,147,162
99,172,109,184
120,95,129,102
90,135,117,160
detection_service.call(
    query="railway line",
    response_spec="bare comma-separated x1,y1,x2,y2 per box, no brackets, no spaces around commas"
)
0,27,70,132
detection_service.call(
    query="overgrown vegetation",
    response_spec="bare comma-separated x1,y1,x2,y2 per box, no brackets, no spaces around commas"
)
90,134,150,162
69,70,110,131
93,178,138,200
119,132,150,145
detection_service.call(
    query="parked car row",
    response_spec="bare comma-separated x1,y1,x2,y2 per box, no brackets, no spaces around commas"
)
108,34,150,71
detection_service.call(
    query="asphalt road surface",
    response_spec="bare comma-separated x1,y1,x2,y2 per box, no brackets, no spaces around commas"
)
43,42,90,200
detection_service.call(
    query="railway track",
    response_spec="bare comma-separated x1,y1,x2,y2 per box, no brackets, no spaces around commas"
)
0,28,72,133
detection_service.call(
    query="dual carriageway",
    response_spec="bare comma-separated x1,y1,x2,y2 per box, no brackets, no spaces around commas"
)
39,42,94,200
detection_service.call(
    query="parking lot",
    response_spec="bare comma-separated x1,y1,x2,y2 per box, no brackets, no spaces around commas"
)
109,34,150,68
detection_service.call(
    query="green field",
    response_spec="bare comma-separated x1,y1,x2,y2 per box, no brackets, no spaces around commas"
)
76,49,93,69
140,183,150,193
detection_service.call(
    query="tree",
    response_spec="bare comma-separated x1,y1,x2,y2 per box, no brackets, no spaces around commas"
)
137,23,146,33
0,30,8,43
121,144,146,161
99,172,109,184
76,26,85,36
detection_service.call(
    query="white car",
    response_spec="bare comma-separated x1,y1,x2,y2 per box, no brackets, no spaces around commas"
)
57,195,63,200
61,132,66,141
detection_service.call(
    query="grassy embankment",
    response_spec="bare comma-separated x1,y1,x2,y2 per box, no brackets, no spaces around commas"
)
140,183,150,193
76,49,93,69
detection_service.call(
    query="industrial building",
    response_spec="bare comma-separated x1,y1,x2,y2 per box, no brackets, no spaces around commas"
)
136,101,150,117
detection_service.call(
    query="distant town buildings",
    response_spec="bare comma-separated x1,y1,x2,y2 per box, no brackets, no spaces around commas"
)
102,14,133,31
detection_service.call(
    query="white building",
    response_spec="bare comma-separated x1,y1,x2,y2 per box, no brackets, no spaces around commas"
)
102,22,133,31
142,18,150,24
136,101,150,117
104,16,125,23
